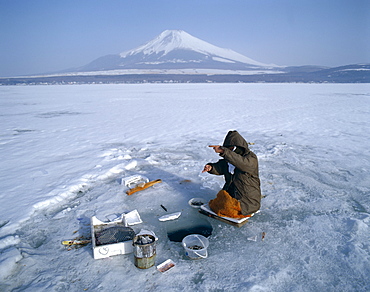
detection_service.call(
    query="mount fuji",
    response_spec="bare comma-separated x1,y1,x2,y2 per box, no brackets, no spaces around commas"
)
76,30,280,73
3,30,368,84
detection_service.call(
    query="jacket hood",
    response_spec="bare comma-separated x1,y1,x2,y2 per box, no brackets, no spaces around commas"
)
222,131,250,152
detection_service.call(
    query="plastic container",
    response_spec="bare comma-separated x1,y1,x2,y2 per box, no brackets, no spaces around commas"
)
157,259,176,273
91,216,135,259
120,175,149,187
124,209,143,226
182,234,209,259
188,198,206,209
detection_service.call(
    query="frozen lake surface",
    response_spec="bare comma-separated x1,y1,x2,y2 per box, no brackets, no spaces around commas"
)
0,83,369,291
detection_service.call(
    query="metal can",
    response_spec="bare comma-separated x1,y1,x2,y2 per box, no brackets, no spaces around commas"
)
133,234,156,269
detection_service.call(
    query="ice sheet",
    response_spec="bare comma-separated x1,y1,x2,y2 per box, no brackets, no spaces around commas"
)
0,83,369,291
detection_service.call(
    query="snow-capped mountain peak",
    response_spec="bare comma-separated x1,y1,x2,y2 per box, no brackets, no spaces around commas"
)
120,30,227,57
120,30,197,57
119,30,275,67
78,30,279,72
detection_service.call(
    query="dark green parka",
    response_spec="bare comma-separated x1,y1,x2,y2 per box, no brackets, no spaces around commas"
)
207,131,261,215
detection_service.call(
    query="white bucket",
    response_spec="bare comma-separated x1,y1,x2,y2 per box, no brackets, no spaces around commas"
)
182,234,209,259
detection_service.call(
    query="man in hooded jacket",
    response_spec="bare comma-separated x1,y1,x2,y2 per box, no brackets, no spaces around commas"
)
202,131,261,217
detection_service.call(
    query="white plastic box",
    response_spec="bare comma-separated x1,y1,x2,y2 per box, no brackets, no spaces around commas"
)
91,216,135,259
120,175,149,187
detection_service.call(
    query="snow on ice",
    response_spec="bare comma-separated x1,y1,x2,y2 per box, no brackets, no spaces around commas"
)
0,83,369,291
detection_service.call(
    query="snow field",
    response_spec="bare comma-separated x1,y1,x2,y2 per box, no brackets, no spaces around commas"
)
0,83,369,291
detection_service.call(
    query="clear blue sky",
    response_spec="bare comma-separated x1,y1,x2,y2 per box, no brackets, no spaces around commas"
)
0,0,369,76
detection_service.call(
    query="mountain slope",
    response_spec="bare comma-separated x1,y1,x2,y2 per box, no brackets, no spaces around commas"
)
78,30,279,72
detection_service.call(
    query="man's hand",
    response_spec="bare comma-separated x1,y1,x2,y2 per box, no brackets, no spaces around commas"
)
209,145,224,154
202,164,212,173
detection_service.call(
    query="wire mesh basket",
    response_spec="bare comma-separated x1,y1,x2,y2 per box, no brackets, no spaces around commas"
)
95,225,135,246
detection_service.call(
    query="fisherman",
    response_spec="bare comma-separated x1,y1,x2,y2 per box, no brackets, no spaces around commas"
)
202,130,261,218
